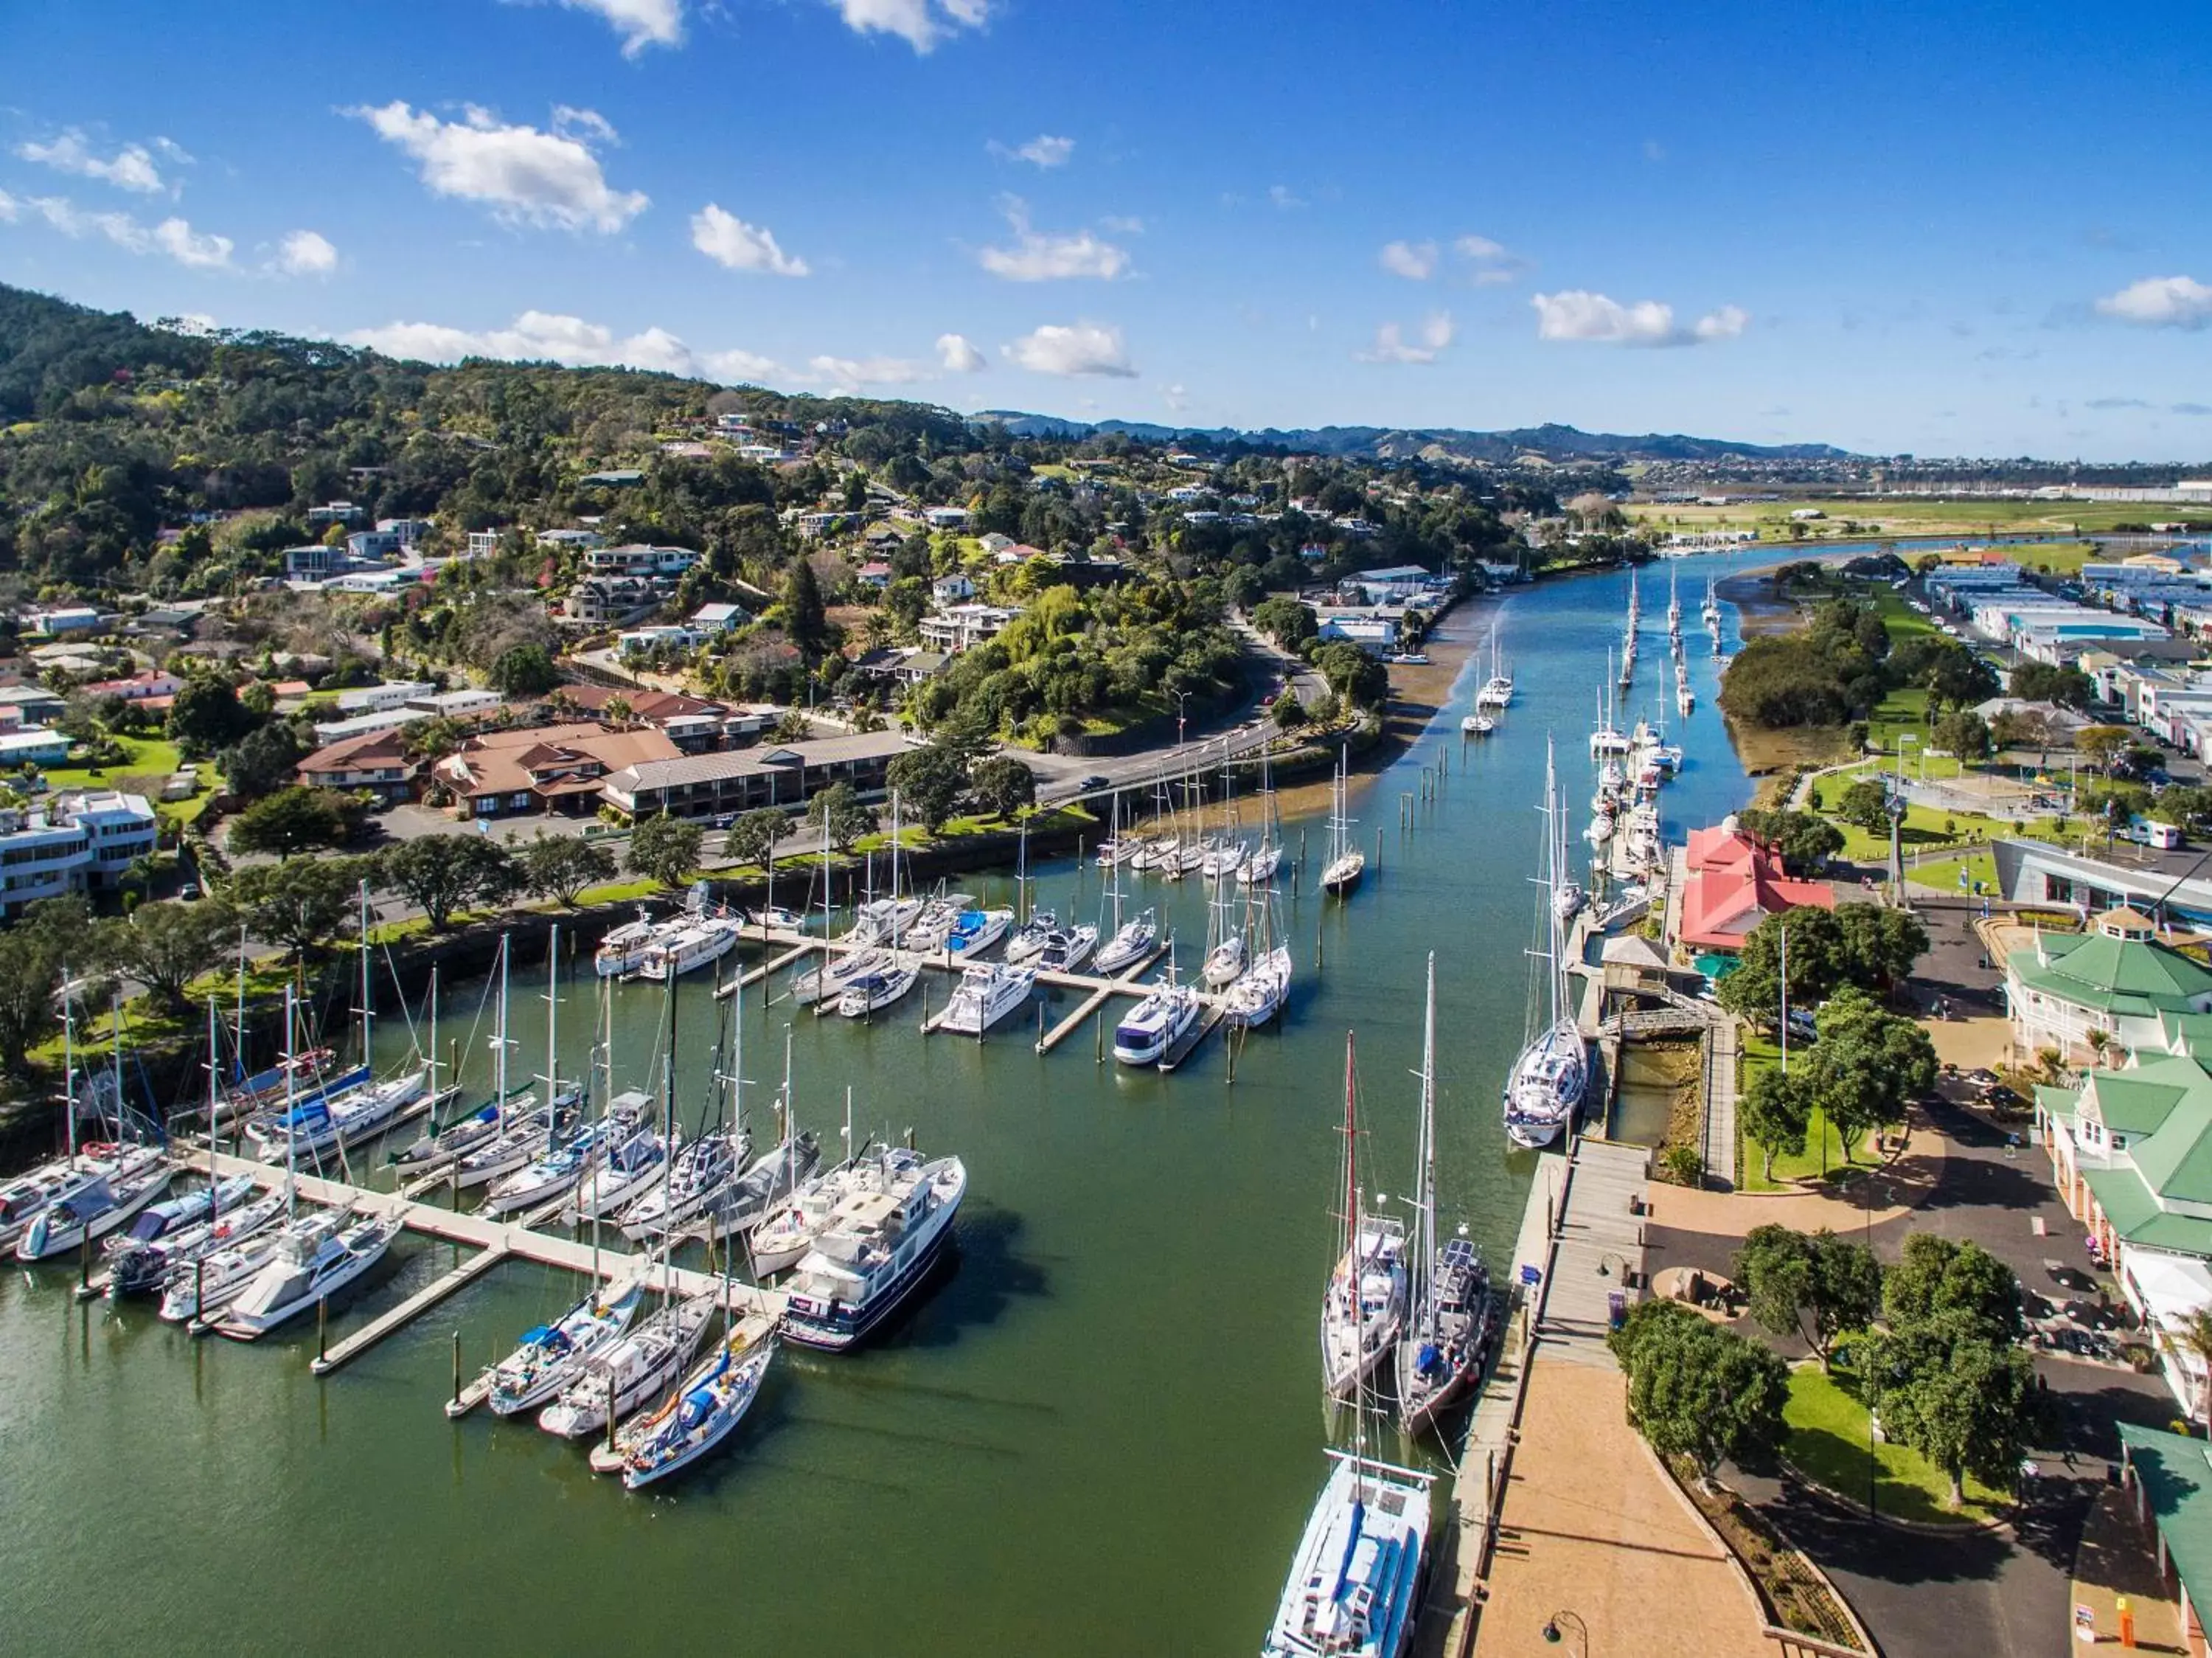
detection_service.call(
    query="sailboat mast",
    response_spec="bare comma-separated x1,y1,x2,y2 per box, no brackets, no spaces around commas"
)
494,937,510,1110
60,988,75,1162
205,997,221,1227
425,968,440,1114
282,984,298,1221
543,923,560,1128
357,878,372,1069
1413,954,1436,1322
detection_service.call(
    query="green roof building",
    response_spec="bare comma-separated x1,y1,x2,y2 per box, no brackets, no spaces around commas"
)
2006,908,2212,1066
2115,1423,2212,1654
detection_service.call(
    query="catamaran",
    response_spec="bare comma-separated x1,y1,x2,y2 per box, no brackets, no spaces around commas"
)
939,962,1037,1035
780,1146,967,1351
1319,747,1366,898
1503,745,1589,1149
1318,1034,1407,1400
1395,957,1493,1435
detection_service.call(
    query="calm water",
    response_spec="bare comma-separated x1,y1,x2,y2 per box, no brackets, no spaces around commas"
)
2,558,1760,1654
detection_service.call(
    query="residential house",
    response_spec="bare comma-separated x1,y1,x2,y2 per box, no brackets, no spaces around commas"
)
849,647,949,687
1315,614,1397,655
537,527,605,552
311,707,428,746
377,518,436,548
690,602,749,633
0,687,65,728
435,722,680,819
335,681,439,715
580,469,646,488
584,544,700,580
306,501,364,527
346,528,404,562
84,670,183,703
295,728,422,805
922,505,970,530
856,561,894,591
932,574,976,604
0,791,158,918
23,606,103,636
465,530,503,558
618,624,708,656
0,729,75,767
919,603,1017,653
407,688,504,719
2005,908,2212,1066
599,730,910,821
563,575,661,625
557,685,773,752
1675,819,1836,954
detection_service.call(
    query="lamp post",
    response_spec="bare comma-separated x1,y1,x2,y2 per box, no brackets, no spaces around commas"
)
1542,1609,1590,1656
1173,689,1192,749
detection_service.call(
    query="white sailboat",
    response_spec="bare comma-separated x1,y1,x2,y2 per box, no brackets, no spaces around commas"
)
16,1004,171,1261
1503,745,1590,1149
619,1327,776,1490
538,1289,720,1438
1093,797,1157,975
1318,747,1365,898
1474,623,1512,710
1239,749,1285,887
1319,1034,1407,1401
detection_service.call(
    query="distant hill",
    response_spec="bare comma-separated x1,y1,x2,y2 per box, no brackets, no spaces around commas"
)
970,410,1855,465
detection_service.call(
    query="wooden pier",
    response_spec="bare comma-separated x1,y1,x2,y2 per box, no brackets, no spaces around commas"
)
195,1150,784,1373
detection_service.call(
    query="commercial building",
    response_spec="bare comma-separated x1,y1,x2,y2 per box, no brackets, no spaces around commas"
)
599,730,908,822
1675,820,1835,954
0,791,159,918
2004,908,2212,1066
2113,1424,2212,1651
1994,840,2212,933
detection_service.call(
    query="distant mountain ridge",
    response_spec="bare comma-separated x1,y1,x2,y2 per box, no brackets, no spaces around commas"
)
970,409,1854,464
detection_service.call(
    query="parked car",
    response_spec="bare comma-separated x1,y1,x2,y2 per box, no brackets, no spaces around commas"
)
1078,774,1111,791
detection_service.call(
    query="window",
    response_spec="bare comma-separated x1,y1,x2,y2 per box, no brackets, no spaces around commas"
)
475,798,496,816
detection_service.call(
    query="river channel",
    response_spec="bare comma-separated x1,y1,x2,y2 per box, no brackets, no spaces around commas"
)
3,555,1770,1655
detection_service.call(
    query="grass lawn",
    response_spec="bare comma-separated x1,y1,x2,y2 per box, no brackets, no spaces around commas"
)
39,734,224,826
1782,1364,2007,1525
1625,496,2166,538
1739,1035,1873,1192
571,878,662,906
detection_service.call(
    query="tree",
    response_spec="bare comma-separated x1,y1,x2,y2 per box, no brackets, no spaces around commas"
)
1315,641,1388,708
724,808,787,870
166,676,260,757
97,898,239,1013
0,898,86,1075
1272,692,1307,729
804,783,877,852
1716,908,1846,1027
1864,1312,2040,1508
886,743,967,834
226,857,369,963
1834,780,1895,836
1607,1300,1791,1487
1731,1224,1882,1367
1988,708,2050,757
226,785,352,859
1737,808,1845,875
969,755,1036,820
2078,725,2135,775
2008,661,2093,709
1805,986,1937,1156
626,812,705,890
219,719,310,800
1880,1233,2024,1345
1251,595,1318,650
2174,1308,2212,1430
518,832,615,907
782,558,828,660
1933,709,1992,764
487,642,559,698
1741,1066,1814,1182
377,834,516,932
1831,902,1928,993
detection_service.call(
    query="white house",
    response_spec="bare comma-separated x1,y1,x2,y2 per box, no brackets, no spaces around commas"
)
690,602,750,633
932,574,976,604
922,506,970,530
0,791,158,918
336,681,439,715
919,603,1018,653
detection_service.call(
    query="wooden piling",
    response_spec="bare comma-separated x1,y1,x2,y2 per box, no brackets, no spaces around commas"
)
451,1330,462,1407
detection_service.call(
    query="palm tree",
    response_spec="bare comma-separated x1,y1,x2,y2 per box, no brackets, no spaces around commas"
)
2086,1027,2114,1069
2174,1310,2212,1432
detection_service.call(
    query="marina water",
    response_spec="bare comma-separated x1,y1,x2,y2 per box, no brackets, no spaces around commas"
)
1,557,1763,1654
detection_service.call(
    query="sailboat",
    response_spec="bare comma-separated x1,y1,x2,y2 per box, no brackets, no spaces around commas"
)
389,972,501,1171
751,1088,872,1276
538,1288,721,1438
1319,1034,1408,1400
1318,746,1366,898
1201,861,1247,988
1675,653,1695,716
1240,749,1286,887
106,1022,262,1296
1225,882,1293,1030
1502,746,1590,1150
479,1277,647,1417
484,932,609,1216
17,1002,172,1261
452,938,564,1189
1093,795,1158,975
698,1029,821,1243
617,977,749,1241
619,1328,776,1490
1474,624,1512,710
1395,956,1494,1435
1202,746,1250,881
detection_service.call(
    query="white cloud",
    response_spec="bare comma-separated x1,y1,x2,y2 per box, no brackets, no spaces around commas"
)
978,199,1128,281
936,333,987,372
1379,239,1439,280
1099,214,1145,235
1002,321,1135,377
552,105,621,146
1267,184,1306,210
15,129,169,194
1355,311,1454,364
0,190,16,223
826,0,991,52
272,229,339,277
809,353,933,386
1164,383,1189,414
1001,133,1073,167
2097,276,2212,330
1453,234,1526,285
690,204,810,276
345,309,779,382
13,193,234,268
556,0,684,55
1530,289,1746,347
347,101,647,232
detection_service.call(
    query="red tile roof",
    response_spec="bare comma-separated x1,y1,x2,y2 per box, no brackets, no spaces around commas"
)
1680,825,1835,951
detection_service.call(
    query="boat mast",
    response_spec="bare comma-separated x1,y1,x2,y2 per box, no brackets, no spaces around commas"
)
424,968,440,1124
1413,954,1436,1341
1342,1031,1368,1495
356,877,372,1073
231,926,247,1086
282,984,298,1221
493,936,510,1114
205,997,221,1230
60,985,76,1164
543,923,560,1131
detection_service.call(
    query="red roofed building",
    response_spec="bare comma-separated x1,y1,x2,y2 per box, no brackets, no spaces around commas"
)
1678,819,1835,953
296,727,422,805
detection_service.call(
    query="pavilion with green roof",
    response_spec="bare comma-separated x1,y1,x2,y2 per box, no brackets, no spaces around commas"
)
2006,907,2212,1066
2116,1423,2212,1654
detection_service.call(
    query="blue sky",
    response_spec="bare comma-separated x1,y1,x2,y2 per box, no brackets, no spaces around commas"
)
3,0,2210,461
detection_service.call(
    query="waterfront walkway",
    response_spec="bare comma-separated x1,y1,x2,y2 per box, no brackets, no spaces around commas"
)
1539,1139,1650,1358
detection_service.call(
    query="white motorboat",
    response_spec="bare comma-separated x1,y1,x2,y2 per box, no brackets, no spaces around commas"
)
1460,712,1495,736
208,1212,402,1341
781,1151,966,1351
937,963,1036,1036
476,1277,646,1418
751,906,808,931
619,1331,776,1491
1004,909,1057,964
836,961,919,1017
538,1290,720,1439
904,891,978,954
15,1147,173,1262
1261,1451,1433,1658
167,1205,345,1325
0,1153,118,1253
1093,909,1158,977
944,907,1013,959
637,917,742,981
1112,982,1202,1066
108,1187,286,1300
1321,1032,1408,1401
791,946,889,1008
594,910,660,977
1225,945,1292,1029
103,1173,257,1256
1038,923,1099,974
1553,881,1587,925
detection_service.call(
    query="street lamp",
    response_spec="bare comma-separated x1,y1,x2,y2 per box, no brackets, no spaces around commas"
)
1172,688,1193,748
1542,1610,1590,1655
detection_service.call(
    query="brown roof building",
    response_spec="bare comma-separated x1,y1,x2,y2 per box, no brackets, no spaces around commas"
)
434,722,680,819
296,727,422,805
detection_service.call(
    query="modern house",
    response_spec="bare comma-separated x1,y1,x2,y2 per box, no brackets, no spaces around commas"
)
584,544,699,580
1675,820,1836,954
0,791,159,918
690,602,749,633
563,575,663,625
599,730,909,822
2005,909,2212,1066
335,681,439,715
434,722,680,819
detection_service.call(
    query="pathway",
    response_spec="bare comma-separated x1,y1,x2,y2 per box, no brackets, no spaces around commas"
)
1540,1138,1651,1359
2070,1485,2188,1652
